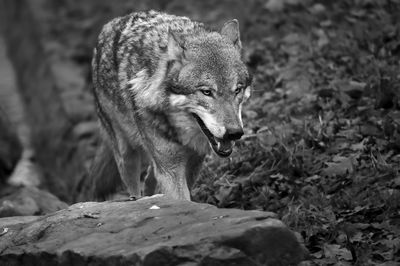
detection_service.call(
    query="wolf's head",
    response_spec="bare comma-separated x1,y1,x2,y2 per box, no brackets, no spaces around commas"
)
165,20,252,157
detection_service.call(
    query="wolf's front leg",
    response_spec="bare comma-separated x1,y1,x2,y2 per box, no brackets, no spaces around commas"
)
143,165,157,196
111,136,142,200
153,163,191,200
151,145,204,201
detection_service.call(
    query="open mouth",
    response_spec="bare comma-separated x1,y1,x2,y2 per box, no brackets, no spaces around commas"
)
192,113,234,157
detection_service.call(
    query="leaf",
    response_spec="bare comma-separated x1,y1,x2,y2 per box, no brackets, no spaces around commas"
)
323,244,353,261
378,238,400,250
349,231,363,242
285,75,312,100
309,3,326,14
262,91,274,101
305,175,321,183
350,139,366,151
322,156,354,177
214,183,240,206
332,79,366,99
392,176,400,188
243,110,258,119
257,132,277,147
314,29,329,48
264,0,284,12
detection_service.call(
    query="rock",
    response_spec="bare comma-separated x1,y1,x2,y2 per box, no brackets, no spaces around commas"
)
1,0,88,203
0,186,68,217
0,195,307,265
0,34,44,189
0,108,22,183
0,216,39,228
7,157,43,188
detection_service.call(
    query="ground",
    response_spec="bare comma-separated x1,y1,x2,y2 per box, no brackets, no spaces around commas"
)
195,1,400,265
9,0,400,265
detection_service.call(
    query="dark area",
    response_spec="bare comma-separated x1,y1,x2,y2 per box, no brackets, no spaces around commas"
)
0,0,399,265
0,109,21,182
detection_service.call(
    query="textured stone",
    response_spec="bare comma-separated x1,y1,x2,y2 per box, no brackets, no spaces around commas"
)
0,195,307,265
0,187,68,217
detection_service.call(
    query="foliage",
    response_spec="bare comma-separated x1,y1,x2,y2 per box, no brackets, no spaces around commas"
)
192,1,400,265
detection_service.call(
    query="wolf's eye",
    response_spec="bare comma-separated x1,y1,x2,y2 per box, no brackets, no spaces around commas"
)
201,89,213,97
235,84,244,95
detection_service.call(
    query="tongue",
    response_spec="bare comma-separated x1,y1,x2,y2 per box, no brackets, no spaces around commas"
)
217,139,234,153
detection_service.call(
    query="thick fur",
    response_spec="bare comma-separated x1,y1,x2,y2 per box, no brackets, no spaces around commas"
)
91,10,251,200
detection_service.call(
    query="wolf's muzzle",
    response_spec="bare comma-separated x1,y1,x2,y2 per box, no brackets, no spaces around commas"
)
192,113,237,157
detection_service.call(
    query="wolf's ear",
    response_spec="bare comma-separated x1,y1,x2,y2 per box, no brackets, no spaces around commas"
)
221,19,242,50
167,29,185,61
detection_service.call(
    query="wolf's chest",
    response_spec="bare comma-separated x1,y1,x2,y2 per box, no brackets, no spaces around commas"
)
167,111,210,155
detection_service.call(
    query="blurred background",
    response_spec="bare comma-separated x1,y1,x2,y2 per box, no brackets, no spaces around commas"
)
1,0,400,264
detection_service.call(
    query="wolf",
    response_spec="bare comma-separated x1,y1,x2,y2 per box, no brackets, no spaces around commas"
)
89,10,252,201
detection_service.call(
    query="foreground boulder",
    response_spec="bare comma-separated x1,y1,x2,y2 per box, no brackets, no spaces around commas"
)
0,186,68,217
0,195,308,265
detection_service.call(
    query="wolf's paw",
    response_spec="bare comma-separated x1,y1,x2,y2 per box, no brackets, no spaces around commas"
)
138,194,164,201
109,195,141,202
129,195,138,201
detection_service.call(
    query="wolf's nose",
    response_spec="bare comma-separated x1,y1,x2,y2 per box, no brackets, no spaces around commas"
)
224,127,244,141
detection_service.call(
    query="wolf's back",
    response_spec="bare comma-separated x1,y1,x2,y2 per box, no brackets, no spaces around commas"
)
92,11,203,99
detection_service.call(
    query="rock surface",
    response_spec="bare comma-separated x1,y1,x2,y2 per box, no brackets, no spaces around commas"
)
0,195,307,265
0,186,68,217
